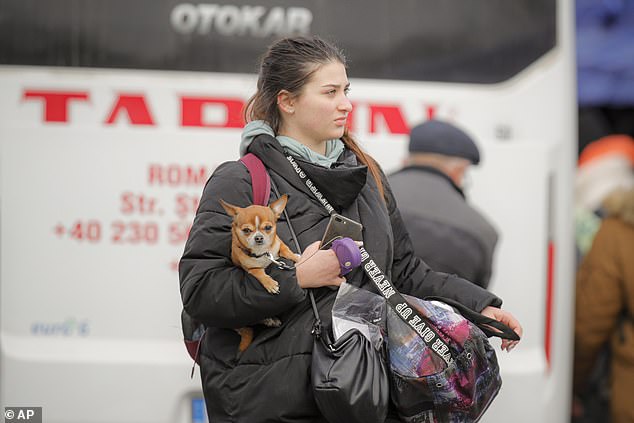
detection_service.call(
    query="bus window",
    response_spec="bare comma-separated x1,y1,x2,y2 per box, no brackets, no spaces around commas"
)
1,0,555,83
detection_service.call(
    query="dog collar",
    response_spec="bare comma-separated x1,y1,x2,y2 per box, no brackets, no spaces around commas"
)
240,246,269,259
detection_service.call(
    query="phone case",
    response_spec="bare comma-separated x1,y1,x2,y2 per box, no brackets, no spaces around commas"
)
320,213,363,247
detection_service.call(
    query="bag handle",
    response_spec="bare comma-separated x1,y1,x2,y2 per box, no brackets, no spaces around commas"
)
425,296,520,341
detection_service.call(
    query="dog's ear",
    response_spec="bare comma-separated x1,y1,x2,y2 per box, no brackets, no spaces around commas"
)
269,194,288,218
220,199,241,217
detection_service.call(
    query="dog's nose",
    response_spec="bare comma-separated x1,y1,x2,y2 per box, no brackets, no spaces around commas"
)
254,234,264,244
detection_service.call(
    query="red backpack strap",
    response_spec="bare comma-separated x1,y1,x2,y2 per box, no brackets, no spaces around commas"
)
239,153,271,206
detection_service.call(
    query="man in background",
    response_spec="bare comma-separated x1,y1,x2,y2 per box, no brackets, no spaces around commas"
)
389,120,498,289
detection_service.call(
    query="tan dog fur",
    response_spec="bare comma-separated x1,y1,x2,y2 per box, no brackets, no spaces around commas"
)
220,195,299,351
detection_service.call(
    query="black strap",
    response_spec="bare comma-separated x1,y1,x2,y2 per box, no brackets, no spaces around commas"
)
425,296,520,341
285,155,336,214
269,178,324,338
359,247,455,364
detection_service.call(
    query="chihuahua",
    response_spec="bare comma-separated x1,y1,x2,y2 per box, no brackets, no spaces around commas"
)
220,194,300,351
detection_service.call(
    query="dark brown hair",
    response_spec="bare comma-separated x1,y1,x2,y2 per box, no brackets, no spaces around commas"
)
244,36,385,199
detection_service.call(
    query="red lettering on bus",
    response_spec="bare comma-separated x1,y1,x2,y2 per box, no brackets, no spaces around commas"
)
180,97,244,128
23,90,89,123
346,103,357,132
148,164,209,186
21,88,441,134
425,105,437,120
369,105,409,134
105,94,155,125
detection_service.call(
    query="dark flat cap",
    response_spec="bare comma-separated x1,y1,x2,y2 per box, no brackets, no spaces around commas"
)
408,120,480,164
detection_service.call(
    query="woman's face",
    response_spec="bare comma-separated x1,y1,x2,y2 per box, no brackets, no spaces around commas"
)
279,61,353,151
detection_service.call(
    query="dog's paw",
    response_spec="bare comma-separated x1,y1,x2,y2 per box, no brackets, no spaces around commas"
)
292,253,301,262
263,279,280,295
261,317,282,327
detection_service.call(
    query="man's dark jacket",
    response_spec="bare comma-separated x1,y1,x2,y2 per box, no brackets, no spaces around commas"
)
179,136,502,422
389,166,499,288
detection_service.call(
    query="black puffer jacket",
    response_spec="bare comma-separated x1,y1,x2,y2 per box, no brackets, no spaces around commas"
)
179,135,502,423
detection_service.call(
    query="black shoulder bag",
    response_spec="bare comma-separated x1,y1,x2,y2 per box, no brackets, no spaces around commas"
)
270,173,390,423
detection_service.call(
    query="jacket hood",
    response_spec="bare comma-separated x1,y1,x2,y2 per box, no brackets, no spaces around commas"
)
247,134,368,212
603,187,634,226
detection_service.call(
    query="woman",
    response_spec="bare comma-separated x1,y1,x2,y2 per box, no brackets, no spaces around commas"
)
573,187,634,423
179,36,522,423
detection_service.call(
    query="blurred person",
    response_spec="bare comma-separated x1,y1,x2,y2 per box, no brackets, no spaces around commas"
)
572,135,634,422
388,120,498,289
179,36,522,422
573,187,634,423
575,135,634,261
576,135,634,212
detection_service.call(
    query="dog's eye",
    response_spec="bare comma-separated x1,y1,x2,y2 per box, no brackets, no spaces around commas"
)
263,225,273,231
242,228,252,235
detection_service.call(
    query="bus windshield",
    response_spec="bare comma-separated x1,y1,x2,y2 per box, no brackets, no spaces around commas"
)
1,0,556,83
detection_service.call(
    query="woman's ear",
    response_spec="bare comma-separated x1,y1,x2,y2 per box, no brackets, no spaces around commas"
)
277,90,295,115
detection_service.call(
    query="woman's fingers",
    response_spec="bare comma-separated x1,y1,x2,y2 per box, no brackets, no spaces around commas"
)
481,306,523,352
501,339,519,352
295,242,345,288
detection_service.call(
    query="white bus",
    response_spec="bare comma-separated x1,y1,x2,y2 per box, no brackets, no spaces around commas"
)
0,0,576,422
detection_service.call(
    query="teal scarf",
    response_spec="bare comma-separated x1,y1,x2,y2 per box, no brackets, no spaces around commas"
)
240,120,345,168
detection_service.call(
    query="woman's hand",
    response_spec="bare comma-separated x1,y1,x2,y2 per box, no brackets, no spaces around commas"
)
481,306,523,352
295,241,345,289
